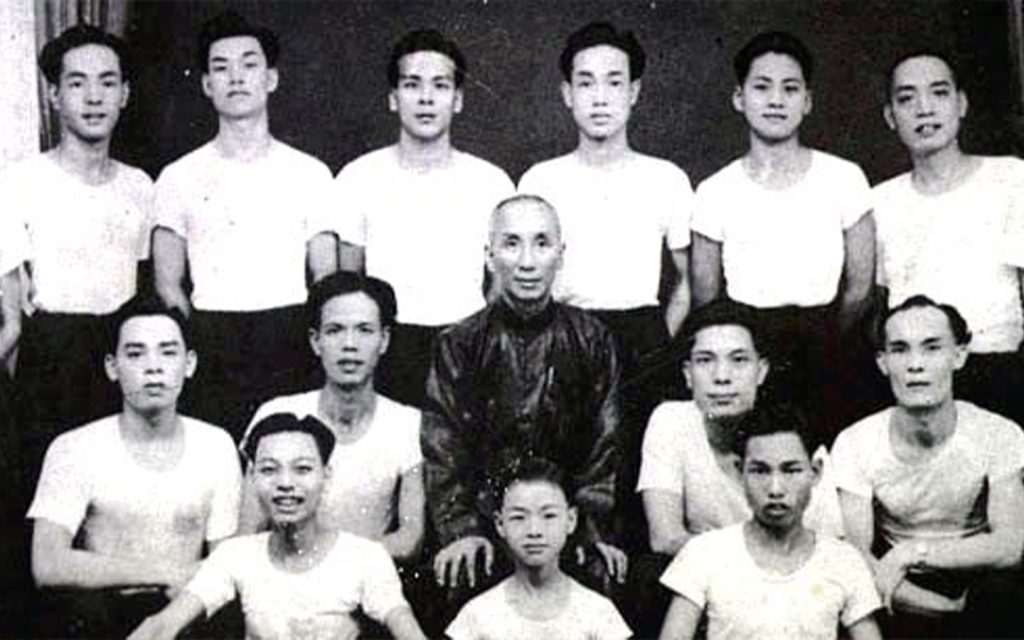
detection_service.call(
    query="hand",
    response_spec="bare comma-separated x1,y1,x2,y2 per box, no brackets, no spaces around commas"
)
575,542,628,585
875,546,910,605
434,536,494,590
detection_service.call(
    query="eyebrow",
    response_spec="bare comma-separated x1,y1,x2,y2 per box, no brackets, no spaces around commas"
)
158,340,182,348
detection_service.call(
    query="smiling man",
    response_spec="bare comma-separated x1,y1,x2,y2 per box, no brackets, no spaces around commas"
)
333,29,514,409
873,51,1024,427
832,295,1024,637
26,295,241,638
153,11,338,439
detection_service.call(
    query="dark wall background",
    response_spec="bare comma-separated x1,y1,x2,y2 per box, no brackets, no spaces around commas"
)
114,0,1019,186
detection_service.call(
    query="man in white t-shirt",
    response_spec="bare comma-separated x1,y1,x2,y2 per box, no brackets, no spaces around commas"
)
26,296,242,638
333,29,514,408
153,11,337,439
238,271,424,562
874,51,1024,426
832,295,1024,638
3,25,154,484
659,402,882,640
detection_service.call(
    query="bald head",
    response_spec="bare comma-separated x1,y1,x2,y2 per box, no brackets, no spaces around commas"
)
487,194,564,310
489,194,561,245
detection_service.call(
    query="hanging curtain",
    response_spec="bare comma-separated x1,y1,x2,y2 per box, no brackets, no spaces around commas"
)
34,0,130,150
0,0,39,170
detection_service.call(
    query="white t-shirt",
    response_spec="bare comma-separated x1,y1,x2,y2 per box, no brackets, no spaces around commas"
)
660,524,880,640
0,208,29,277
27,415,241,563
0,153,153,313
245,390,422,539
333,146,515,325
692,150,871,307
186,530,408,640
517,151,693,309
831,401,1024,545
636,401,845,538
155,140,335,311
874,156,1024,353
446,576,631,640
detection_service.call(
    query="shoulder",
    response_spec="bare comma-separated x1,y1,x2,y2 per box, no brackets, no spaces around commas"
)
337,146,397,176
156,142,215,182
182,416,236,449
269,139,331,175
48,415,118,454
647,401,701,434
256,390,321,418
331,530,394,566
975,155,1024,184
833,408,890,453
0,153,53,184
520,153,575,182
439,306,493,345
810,149,868,177
556,304,616,349
375,394,421,429
695,158,745,196
956,400,1024,439
630,152,692,182
452,149,512,180
211,531,268,560
872,171,913,200
113,161,155,189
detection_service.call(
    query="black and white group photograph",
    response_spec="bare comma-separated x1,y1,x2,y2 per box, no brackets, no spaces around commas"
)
2,0,1024,637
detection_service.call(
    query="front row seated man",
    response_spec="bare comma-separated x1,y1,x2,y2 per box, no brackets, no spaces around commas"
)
831,295,1024,638
447,456,631,640
659,403,883,640
26,295,242,638
239,271,424,563
421,194,626,603
128,413,427,640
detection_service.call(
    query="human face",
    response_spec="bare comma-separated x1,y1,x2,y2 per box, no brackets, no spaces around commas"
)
309,292,389,391
685,324,768,420
743,432,818,532
49,44,128,143
487,200,564,310
496,480,577,570
884,55,966,157
105,315,196,416
732,52,811,143
252,432,328,526
877,305,967,411
201,35,278,120
561,45,639,143
389,50,463,143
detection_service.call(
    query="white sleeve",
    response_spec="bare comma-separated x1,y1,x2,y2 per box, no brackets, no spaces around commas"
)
332,164,368,246
691,178,725,242
301,161,338,240
591,595,633,640
664,166,694,251
205,431,243,541
829,426,874,498
805,446,847,539
0,214,29,276
445,597,483,640
357,541,409,623
838,544,883,627
636,404,684,493
153,168,189,240
659,533,713,608
184,542,240,618
397,411,424,474
999,159,1024,268
26,435,91,535
839,162,873,230
987,417,1024,482
132,172,156,260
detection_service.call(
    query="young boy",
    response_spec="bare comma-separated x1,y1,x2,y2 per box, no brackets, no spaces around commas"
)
446,456,631,640
658,403,881,640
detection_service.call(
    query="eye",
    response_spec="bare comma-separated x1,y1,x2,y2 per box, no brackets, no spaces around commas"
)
933,87,950,97
691,354,712,365
160,348,180,357
211,64,227,73
731,354,751,363
257,465,276,476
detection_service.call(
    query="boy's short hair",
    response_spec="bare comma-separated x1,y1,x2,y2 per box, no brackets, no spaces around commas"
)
195,10,280,73
242,413,336,466
886,49,962,100
305,271,398,331
106,295,191,354
875,294,971,350
729,401,814,460
559,21,645,82
733,31,813,85
493,455,574,509
387,29,467,88
674,299,765,361
39,24,132,85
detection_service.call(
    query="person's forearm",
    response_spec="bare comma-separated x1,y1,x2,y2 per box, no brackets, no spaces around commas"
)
385,605,427,640
650,528,692,557
381,524,423,562
892,579,964,615
154,280,192,317
128,592,206,640
838,285,871,335
915,532,1023,572
665,285,689,338
34,548,193,591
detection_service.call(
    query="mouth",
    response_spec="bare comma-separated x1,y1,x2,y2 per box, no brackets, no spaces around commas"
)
81,113,107,124
272,496,303,512
762,113,788,121
226,90,250,98
337,359,362,372
915,123,942,137
414,113,437,123
589,113,612,124
522,543,548,555
906,381,931,389
514,277,543,289
706,393,738,405
763,503,790,517
142,382,167,395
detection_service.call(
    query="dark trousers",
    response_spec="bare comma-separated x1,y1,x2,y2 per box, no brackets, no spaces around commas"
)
184,305,317,441
376,322,445,409
0,371,31,639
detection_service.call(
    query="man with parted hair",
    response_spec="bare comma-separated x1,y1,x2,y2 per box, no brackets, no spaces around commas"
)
153,10,338,439
333,28,514,409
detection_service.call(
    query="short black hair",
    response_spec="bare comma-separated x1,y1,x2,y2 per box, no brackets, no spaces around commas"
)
387,29,466,88
886,49,961,100
493,455,574,509
195,10,280,73
734,31,813,85
39,24,132,85
876,294,971,350
675,299,765,361
305,271,398,331
559,21,645,82
242,413,336,466
730,401,814,461
106,295,191,354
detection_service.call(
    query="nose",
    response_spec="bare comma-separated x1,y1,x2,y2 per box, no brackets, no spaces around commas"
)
417,83,434,104
915,92,934,116
276,469,295,490
85,80,102,103
526,515,543,537
516,244,538,271
906,349,926,372
768,85,784,106
712,359,732,384
768,472,784,497
143,352,164,373
341,329,357,350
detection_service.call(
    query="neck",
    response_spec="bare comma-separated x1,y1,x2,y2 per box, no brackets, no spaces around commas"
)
53,135,114,184
746,133,804,169
892,399,957,448
214,112,272,160
910,142,967,188
396,131,453,170
502,293,552,321
274,517,322,556
575,130,631,166
514,562,564,592
746,517,805,552
119,403,179,441
320,380,376,427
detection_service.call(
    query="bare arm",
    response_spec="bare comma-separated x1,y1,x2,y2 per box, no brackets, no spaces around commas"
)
690,233,722,309
338,241,365,274
127,591,206,640
381,464,425,562
152,228,192,317
642,489,690,556
384,604,428,640
0,268,21,368
31,518,194,591
307,232,339,283
846,614,883,640
658,595,701,640
665,248,690,338
838,213,875,334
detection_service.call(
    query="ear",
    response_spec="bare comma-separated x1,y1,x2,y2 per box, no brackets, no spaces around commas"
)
184,349,198,379
120,81,131,109
566,505,578,536
756,357,769,387
554,240,565,272
484,242,496,274
388,89,398,113
266,68,279,94
802,88,813,116
883,103,896,131
952,343,969,372
629,78,641,106
323,461,333,481
957,89,968,119
453,87,464,115
47,83,60,110
104,353,118,382
809,454,823,486
682,360,693,391
875,349,891,377
494,511,507,542
561,81,573,110
731,86,744,114
201,73,213,99
379,326,391,357
308,327,322,357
